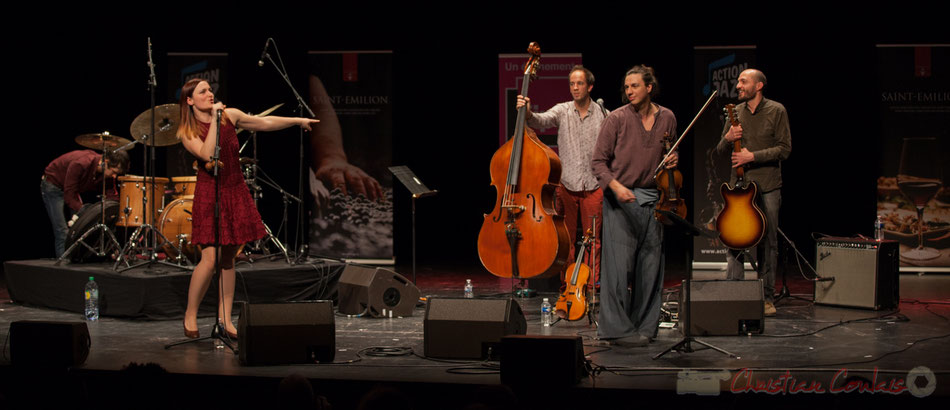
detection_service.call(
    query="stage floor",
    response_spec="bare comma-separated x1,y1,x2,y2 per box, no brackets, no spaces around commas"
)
1,262,949,408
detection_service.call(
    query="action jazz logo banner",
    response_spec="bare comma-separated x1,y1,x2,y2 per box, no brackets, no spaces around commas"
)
307,51,393,262
691,46,757,265
876,45,950,270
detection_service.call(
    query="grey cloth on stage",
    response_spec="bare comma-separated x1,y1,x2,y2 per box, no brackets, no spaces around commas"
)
597,189,665,340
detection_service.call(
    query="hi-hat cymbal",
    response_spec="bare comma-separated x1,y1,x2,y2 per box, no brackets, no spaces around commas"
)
75,132,133,151
130,103,180,146
236,103,285,135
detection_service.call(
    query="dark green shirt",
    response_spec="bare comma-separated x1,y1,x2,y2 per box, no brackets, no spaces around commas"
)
716,98,791,193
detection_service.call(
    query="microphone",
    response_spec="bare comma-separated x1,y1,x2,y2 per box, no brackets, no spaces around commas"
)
596,98,604,106
815,276,835,282
257,38,270,67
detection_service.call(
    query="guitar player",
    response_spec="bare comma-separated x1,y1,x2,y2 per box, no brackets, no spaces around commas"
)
715,69,792,317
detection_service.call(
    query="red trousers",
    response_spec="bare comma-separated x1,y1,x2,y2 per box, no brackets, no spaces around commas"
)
555,185,602,285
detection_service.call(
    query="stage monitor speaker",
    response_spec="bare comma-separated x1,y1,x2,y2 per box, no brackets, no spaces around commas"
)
238,301,335,365
681,280,764,336
500,335,587,386
424,298,526,360
338,265,421,317
9,321,90,367
815,238,899,310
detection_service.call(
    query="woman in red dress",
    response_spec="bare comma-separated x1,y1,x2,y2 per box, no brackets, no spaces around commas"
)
177,78,318,339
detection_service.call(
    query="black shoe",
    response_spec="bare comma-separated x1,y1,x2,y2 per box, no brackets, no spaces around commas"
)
612,334,649,347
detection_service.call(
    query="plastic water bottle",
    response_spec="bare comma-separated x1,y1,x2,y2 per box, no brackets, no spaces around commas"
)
874,215,885,241
84,276,99,321
541,298,552,327
464,279,473,298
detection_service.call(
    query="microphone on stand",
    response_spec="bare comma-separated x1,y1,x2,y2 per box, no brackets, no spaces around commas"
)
258,38,271,67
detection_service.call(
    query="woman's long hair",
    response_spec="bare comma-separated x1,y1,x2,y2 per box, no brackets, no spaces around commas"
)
176,78,225,141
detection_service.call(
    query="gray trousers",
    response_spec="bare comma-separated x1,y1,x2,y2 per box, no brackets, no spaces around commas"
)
726,189,781,302
597,189,664,340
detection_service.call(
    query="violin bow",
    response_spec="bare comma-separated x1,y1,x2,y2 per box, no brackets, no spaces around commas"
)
653,90,718,178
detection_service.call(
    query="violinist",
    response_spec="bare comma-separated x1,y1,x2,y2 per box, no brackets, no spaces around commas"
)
516,65,607,289
591,65,677,347
715,69,791,317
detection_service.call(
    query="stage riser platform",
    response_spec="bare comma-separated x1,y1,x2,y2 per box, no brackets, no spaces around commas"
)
3,259,343,320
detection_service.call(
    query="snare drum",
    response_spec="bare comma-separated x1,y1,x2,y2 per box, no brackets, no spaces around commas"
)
159,197,198,263
116,175,169,227
171,176,197,199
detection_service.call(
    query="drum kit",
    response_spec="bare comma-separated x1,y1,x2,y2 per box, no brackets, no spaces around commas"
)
58,103,295,271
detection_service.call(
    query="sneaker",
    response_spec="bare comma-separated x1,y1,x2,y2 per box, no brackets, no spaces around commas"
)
764,301,776,317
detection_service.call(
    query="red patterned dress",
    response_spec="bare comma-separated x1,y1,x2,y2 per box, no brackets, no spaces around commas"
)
191,118,266,246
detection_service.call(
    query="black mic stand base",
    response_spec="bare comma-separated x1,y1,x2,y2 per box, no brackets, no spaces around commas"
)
164,321,237,353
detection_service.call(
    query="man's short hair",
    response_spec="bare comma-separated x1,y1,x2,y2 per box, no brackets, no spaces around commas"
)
570,65,595,86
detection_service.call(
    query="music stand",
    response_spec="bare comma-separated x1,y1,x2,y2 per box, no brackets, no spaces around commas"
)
653,209,737,360
389,166,437,284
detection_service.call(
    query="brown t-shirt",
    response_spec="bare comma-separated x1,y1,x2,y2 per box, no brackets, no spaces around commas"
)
592,103,678,190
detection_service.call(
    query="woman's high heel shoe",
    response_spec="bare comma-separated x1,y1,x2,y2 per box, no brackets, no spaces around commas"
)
183,320,200,339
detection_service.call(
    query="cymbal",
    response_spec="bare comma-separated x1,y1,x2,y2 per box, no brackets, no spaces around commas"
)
75,132,132,151
236,103,285,135
129,103,180,146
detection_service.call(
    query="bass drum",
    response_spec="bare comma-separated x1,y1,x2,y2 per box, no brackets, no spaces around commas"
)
159,198,198,263
65,200,119,263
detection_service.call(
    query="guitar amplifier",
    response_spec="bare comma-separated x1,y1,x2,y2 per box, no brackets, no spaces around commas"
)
814,238,899,310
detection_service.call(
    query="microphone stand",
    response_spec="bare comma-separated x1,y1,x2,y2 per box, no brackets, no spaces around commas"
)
653,210,737,360
166,109,235,352
260,40,316,265
115,38,189,273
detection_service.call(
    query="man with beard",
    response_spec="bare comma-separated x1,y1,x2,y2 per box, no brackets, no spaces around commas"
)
591,65,678,346
716,68,791,317
516,65,607,294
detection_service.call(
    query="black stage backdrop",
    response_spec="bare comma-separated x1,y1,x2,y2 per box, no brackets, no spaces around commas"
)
4,11,947,277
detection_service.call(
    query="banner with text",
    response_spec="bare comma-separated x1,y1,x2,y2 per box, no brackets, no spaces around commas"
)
876,45,950,270
307,51,393,262
691,46,757,265
498,53,583,148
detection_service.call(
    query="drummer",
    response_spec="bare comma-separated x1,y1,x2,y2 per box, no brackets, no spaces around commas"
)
41,149,130,257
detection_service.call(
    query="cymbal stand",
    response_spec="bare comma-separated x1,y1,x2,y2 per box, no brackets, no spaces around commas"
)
57,143,124,265
260,38,316,264
114,38,190,273
239,130,294,263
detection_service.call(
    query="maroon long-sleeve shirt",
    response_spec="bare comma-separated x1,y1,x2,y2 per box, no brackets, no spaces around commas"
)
43,150,104,212
592,103,678,190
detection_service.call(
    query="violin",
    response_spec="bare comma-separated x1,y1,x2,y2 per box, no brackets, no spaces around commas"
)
715,104,766,250
555,228,593,321
477,42,569,279
654,133,686,225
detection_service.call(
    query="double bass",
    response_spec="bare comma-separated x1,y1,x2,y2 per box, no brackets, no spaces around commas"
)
716,104,766,250
477,42,569,279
